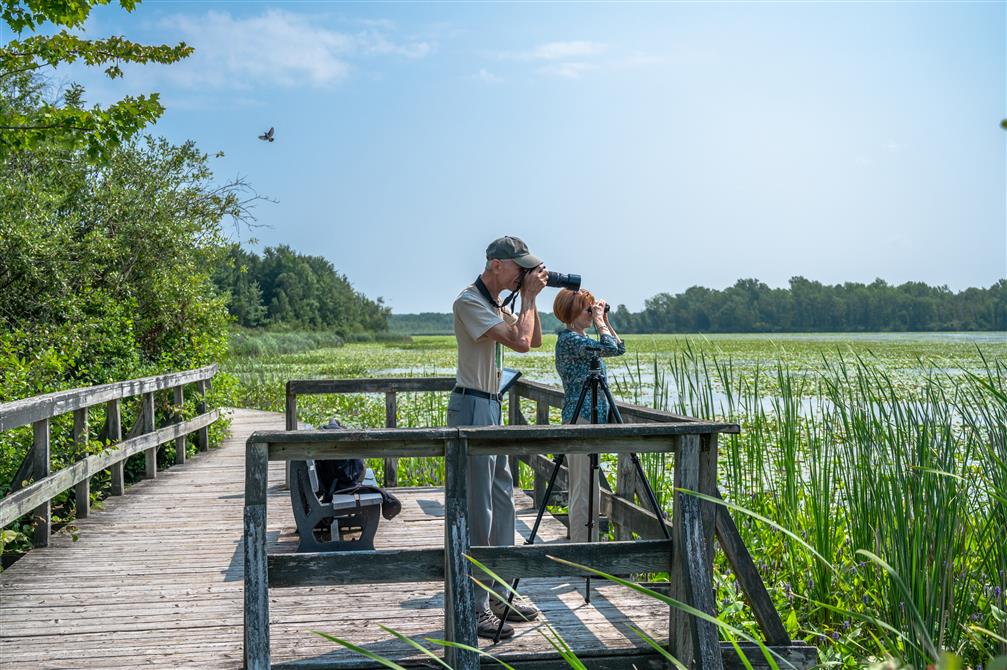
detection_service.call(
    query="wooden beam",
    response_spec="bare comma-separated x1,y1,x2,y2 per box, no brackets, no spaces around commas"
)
106,399,124,496
715,489,790,646
195,379,209,452
444,437,477,670
30,418,49,548
142,392,156,479
0,364,216,432
243,441,270,670
73,407,89,518
268,539,673,588
173,385,186,466
384,391,398,487
670,435,723,670
288,378,456,395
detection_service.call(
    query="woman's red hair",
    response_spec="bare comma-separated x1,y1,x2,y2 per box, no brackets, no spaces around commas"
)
553,289,595,325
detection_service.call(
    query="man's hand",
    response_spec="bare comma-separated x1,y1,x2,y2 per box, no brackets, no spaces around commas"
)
521,265,548,299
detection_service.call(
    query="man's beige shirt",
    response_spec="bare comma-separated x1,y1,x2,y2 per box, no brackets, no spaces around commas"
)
453,284,518,395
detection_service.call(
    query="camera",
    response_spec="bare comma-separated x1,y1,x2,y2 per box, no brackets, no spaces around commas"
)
546,271,581,291
518,267,581,292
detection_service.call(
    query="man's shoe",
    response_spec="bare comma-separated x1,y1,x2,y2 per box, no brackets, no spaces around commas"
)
476,607,513,640
490,596,540,622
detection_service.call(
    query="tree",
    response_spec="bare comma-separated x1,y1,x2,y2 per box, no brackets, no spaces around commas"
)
1,0,192,161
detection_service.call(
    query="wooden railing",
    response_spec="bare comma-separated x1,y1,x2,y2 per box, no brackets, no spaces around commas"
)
260,377,812,670
0,365,221,547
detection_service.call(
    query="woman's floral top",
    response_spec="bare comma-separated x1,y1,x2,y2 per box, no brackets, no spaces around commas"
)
555,330,626,424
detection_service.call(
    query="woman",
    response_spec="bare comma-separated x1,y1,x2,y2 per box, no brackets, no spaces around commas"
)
552,288,626,542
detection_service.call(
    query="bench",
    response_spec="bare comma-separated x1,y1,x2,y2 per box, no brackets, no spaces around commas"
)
289,460,383,552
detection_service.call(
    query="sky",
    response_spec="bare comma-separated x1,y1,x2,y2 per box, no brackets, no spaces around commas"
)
17,0,1007,313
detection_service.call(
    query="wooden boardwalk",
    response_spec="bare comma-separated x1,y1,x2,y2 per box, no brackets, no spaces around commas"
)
1,408,670,669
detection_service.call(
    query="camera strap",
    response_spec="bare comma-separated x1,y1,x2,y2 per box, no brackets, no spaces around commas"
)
474,276,519,311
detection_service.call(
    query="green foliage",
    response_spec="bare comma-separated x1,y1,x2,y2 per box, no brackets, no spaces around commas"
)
0,74,246,553
0,0,193,161
628,277,1007,333
392,278,1007,335
232,333,1006,666
213,244,391,335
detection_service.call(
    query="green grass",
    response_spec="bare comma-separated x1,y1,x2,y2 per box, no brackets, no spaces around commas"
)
224,330,1007,668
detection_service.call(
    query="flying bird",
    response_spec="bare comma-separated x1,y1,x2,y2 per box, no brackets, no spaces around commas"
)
258,127,274,142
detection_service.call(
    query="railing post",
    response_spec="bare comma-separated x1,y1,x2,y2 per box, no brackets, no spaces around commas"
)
384,391,398,487
533,399,550,509
107,399,124,496
284,383,296,489
669,434,723,670
31,418,50,547
195,379,210,452
615,453,639,541
73,408,89,518
142,392,156,479
173,385,186,465
444,436,477,670
244,441,270,670
507,387,521,487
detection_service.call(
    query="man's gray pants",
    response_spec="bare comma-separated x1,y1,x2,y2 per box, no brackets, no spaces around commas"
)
446,392,514,613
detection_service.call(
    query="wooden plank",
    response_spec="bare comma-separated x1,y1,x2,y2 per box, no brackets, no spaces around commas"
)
288,378,456,395
0,411,221,528
73,407,90,518
670,435,723,670
0,365,216,431
444,436,477,670
31,418,49,547
714,490,790,646
269,440,444,461
107,399,124,496
512,379,734,430
268,540,672,587
173,386,186,466
142,392,157,479
243,442,270,670
384,391,398,487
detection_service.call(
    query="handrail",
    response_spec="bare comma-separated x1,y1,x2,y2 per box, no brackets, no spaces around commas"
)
0,364,217,431
244,421,741,670
1,365,220,547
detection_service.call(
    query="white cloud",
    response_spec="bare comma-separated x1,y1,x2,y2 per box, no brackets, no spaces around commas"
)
537,62,595,79
472,68,501,83
154,9,433,90
531,41,607,61
497,40,608,62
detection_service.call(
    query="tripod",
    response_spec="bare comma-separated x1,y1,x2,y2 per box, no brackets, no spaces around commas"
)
494,348,671,642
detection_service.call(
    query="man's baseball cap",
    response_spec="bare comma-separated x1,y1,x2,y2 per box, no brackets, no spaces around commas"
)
486,236,543,269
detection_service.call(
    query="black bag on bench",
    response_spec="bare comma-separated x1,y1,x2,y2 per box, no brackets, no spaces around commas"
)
315,419,365,503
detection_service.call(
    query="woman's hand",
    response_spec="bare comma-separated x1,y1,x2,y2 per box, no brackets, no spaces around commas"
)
592,300,609,330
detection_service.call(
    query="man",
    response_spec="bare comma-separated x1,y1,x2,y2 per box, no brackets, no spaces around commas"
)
449,236,548,639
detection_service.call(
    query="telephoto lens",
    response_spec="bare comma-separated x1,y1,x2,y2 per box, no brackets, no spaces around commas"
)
546,272,581,291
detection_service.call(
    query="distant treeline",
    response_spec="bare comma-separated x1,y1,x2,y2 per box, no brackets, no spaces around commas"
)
390,278,1007,334
213,245,390,335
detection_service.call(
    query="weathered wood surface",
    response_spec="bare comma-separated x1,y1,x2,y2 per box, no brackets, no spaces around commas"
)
0,364,217,431
1,408,810,669
0,410,221,529
288,378,456,395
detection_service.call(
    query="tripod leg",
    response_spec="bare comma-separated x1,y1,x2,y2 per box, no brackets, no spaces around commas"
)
494,453,566,643
584,451,600,603
599,379,671,539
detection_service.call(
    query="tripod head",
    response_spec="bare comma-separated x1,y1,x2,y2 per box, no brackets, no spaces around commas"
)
583,345,603,372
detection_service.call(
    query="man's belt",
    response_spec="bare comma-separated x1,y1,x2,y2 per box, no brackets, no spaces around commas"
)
453,386,502,402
